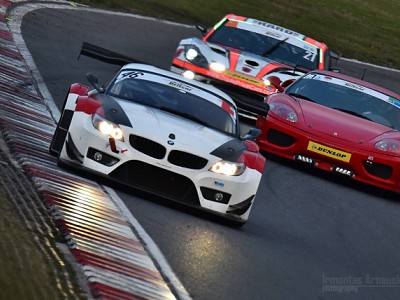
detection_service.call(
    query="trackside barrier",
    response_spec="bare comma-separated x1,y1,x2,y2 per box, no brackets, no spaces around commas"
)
0,1,178,299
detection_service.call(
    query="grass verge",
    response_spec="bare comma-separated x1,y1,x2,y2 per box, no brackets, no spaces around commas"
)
0,150,87,299
76,0,400,69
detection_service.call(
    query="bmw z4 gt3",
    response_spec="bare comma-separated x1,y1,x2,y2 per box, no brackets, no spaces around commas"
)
50,57,269,225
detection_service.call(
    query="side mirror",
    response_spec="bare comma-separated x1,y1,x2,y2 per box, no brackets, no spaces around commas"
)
86,72,104,93
266,75,284,92
241,128,262,141
281,79,295,88
329,51,341,72
330,51,340,61
196,24,208,36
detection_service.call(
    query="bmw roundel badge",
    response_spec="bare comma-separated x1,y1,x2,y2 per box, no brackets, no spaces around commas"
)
168,140,174,145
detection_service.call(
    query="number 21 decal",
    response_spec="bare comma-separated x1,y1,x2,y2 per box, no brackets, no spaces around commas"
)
303,51,317,62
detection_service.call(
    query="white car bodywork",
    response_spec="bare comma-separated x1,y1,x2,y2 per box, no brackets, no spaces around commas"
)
171,14,335,119
51,63,267,225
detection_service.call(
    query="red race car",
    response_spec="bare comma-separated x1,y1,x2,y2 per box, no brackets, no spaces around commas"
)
171,14,337,119
256,70,400,193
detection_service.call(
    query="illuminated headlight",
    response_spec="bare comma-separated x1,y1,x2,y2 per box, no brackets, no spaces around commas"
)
209,62,226,72
263,79,271,86
375,139,400,154
182,70,195,79
184,46,208,68
209,160,246,176
186,48,198,60
92,114,124,141
269,102,298,122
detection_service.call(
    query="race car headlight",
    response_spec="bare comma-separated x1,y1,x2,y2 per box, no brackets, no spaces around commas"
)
182,70,195,79
263,79,272,86
184,45,208,69
209,62,226,72
375,139,400,154
269,102,298,122
186,48,198,60
209,160,246,176
92,114,124,141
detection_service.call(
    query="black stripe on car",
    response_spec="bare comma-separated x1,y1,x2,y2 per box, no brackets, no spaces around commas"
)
97,94,132,127
210,139,247,161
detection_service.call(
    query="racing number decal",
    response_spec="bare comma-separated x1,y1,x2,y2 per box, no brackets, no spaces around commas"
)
121,71,144,79
115,70,144,83
303,51,317,62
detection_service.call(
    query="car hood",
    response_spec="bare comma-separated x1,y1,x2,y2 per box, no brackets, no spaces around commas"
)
117,100,240,158
184,38,305,80
299,100,392,142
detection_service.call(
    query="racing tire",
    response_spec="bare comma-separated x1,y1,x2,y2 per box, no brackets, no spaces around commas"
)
49,91,73,157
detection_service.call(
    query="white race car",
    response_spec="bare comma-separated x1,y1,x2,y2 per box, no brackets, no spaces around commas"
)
171,14,338,119
49,43,269,225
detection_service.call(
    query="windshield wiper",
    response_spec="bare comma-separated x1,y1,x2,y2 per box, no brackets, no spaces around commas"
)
262,38,289,56
156,106,210,127
332,108,373,121
288,92,316,102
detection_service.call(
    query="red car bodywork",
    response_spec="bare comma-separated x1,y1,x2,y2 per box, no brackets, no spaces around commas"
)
256,70,400,193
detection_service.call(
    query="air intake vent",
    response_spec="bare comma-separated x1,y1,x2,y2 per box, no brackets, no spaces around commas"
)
267,129,295,147
364,161,392,179
168,150,208,169
129,135,166,159
245,60,259,67
211,47,227,55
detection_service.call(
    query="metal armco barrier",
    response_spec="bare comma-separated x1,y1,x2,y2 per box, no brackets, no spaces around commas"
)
0,1,177,299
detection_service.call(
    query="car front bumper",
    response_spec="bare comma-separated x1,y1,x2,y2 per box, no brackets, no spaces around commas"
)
256,115,400,193
59,112,264,222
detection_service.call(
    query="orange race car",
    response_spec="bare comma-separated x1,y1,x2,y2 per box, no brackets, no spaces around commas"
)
171,14,338,119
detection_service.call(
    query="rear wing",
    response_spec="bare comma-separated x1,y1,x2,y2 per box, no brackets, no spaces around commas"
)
79,42,145,66
78,42,269,116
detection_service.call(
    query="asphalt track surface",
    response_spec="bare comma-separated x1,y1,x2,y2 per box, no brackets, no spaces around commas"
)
18,3,400,300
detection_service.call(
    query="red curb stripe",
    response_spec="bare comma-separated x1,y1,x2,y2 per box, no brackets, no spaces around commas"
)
0,29,13,42
53,204,130,226
40,190,119,211
41,191,116,212
0,84,42,102
74,251,165,284
3,127,53,141
48,208,137,240
76,250,163,280
61,226,145,253
90,282,146,300
0,46,22,60
0,104,55,125
9,144,55,160
47,196,125,220
0,63,29,80
0,0,13,8
33,170,102,191
53,217,133,239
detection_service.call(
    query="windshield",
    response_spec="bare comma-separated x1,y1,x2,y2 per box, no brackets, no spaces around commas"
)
107,70,237,136
207,22,319,70
286,73,400,130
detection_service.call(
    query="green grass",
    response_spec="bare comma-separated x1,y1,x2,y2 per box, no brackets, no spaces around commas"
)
76,0,400,69
0,189,60,299
0,153,86,299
